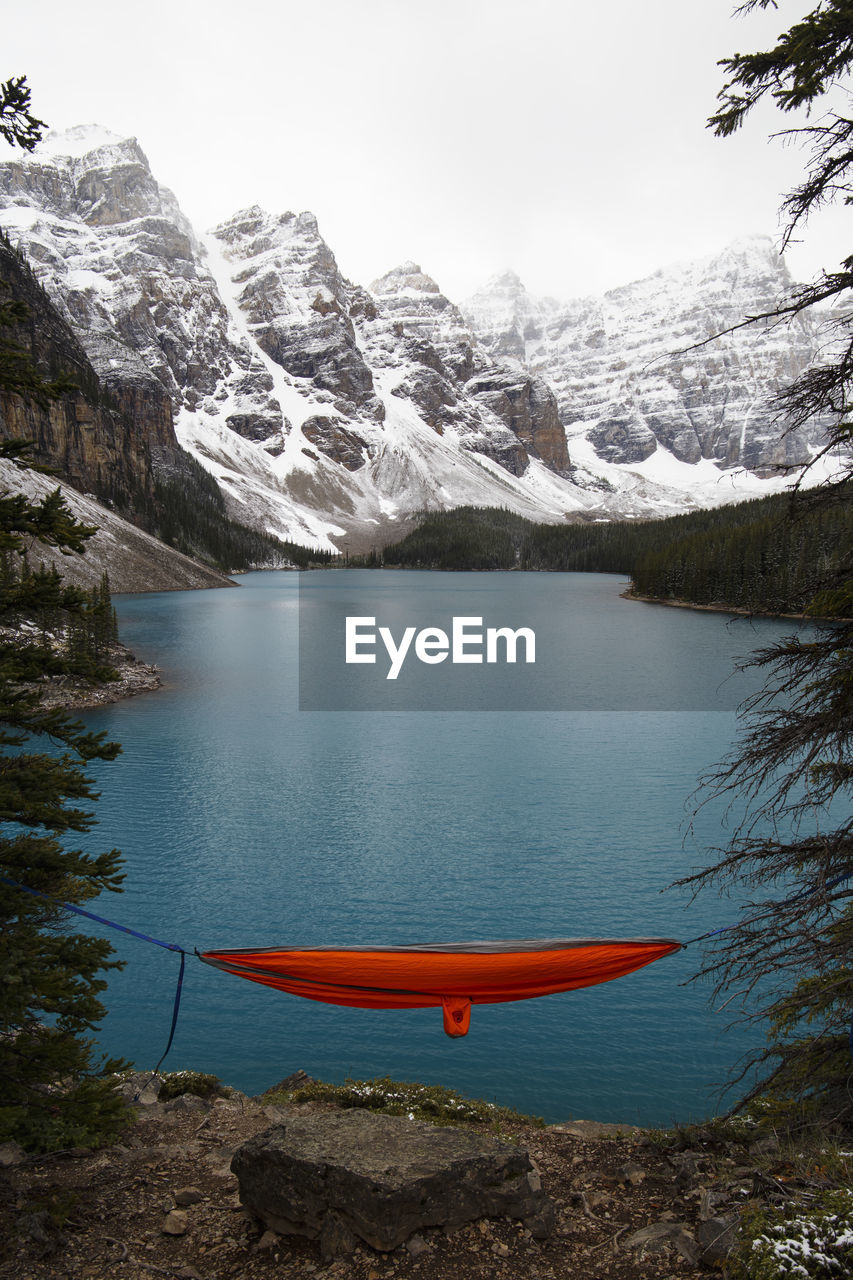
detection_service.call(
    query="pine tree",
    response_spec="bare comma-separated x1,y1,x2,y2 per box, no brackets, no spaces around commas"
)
679,1,853,1127
0,84,128,1150
708,0,853,487
0,76,45,153
0,447,129,1149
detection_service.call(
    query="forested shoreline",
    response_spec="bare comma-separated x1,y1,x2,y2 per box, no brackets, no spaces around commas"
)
366,490,852,615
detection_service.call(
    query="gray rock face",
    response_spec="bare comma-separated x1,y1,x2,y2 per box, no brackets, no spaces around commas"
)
300,416,369,471
463,239,830,472
0,240,168,507
0,126,283,460
588,407,657,464
231,1110,554,1255
364,263,569,474
466,368,570,473
225,412,288,455
211,206,384,425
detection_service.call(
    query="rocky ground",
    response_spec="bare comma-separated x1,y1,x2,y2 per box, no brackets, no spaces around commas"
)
0,1072,799,1280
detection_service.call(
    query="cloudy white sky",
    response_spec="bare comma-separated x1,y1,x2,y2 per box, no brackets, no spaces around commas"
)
3,0,846,303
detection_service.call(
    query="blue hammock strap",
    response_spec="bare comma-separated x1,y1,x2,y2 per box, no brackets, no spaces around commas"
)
0,874,188,1075
0,874,185,952
682,869,853,947
153,948,185,1075
5,866,852,1062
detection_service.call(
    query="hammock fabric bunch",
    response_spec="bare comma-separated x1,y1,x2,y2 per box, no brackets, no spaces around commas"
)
198,937,682,1036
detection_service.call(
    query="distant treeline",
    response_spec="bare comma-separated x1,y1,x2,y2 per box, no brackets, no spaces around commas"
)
368,492,853,613
89,451,329,574
94,451,331,573
149,455,334,572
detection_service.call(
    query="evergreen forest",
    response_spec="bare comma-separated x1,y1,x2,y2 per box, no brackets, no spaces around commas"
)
371,490,852,614
147,456,334,572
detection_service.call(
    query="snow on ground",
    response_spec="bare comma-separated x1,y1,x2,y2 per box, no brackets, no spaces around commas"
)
566,432,815,514
175,407,347,551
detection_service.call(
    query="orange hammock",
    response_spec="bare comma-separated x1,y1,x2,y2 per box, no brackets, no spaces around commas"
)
198,936,681,1036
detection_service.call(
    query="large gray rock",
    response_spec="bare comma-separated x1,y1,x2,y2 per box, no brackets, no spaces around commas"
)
696,1213,741,1266
117,1071,163,1107
625,1221,698,1264
231,1109,554,1256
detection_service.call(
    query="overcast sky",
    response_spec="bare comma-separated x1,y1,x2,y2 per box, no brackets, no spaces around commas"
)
3,0,846,302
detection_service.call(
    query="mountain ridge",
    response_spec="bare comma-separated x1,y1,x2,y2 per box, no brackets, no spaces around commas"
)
0,126,834,554
461,236,827,474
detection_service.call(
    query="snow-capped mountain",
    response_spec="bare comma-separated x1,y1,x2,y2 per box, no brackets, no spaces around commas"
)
462,242,827,475
0,126,831,552
364,262,570,477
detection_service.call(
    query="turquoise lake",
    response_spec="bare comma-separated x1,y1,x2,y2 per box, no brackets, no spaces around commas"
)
76,570,801,1126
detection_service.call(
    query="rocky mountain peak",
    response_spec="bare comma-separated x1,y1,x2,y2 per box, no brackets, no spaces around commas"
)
295,210,320,233
465,269,532,316
494,268,524,287
213,203,267,237
461,271,556,365
371,262,442,296
215,205,323,248
704,235,793,300
355,261,570,478
465,233,823,473
33,124,132,160
3,125,176,231
210,203,382,425
477,269,531,300
710,233,786,272
604,234,791,311
212,206,350,336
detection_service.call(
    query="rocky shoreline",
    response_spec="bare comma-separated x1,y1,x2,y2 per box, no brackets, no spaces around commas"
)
0,1069,804,1280
622,589,813,622
31,644,162,712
